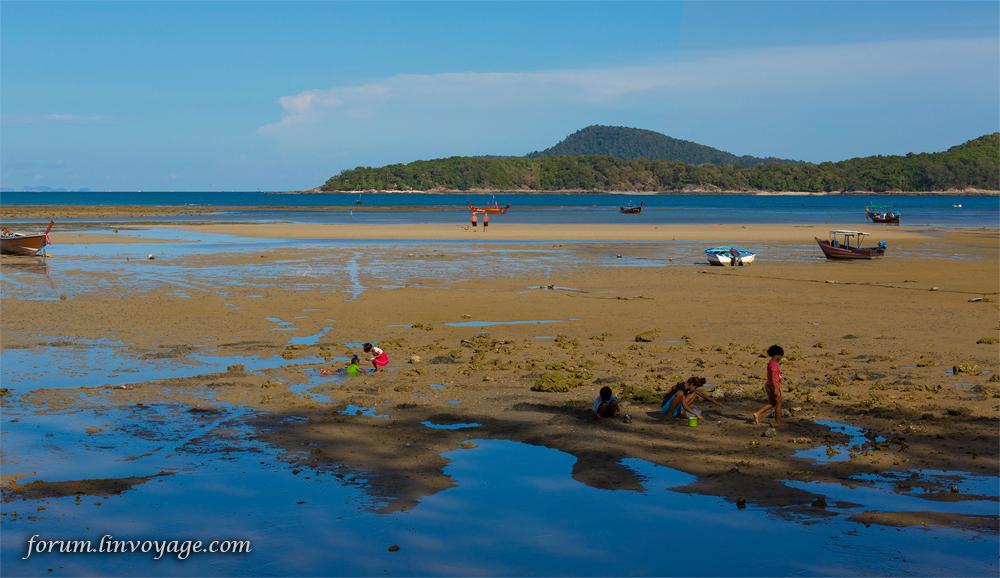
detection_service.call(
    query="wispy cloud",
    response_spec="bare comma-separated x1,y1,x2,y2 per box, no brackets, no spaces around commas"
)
259,37,998,165
3,114,111,126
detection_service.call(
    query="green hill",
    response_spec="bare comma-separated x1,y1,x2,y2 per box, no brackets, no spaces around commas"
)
527,125,796,166
321,132,999,193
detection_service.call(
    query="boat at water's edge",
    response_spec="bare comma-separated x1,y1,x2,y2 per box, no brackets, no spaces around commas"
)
1,220,54,256
705,246,756,266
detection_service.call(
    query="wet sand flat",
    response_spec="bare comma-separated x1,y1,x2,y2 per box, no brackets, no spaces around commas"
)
166,222,937,242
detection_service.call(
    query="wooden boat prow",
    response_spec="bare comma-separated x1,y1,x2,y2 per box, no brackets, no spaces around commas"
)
1,220,54,256
816,229,886,260
865,205,901,224
619,201,644,214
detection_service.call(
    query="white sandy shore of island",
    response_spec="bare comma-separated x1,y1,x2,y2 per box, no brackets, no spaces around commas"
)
280,188,1000,196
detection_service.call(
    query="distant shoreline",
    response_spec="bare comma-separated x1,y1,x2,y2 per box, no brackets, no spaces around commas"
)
277,188,1000,196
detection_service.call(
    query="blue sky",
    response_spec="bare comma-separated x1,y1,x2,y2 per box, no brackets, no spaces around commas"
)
1,1,998,191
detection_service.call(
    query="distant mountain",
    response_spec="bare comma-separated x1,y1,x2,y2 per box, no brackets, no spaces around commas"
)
1,186,92,193
527,125,796,166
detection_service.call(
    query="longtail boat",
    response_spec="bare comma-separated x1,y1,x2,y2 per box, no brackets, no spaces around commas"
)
467,200,510,214
816,230,886,260
865,205,900,224
619,201,644,214
1,220,54,256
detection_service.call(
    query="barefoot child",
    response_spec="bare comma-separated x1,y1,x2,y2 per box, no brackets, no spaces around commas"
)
752,345,784,425
592,386,620,419
363,343,389,373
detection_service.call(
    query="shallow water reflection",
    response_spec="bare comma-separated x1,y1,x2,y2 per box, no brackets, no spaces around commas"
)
2,431,996,577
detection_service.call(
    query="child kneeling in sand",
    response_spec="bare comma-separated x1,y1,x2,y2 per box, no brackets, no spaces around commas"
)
592,386,620,419
364,342,389,373
661,376,721,422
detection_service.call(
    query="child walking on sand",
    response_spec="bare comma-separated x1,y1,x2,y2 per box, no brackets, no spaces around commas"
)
752,344,784,425
592,386,620,419
363,343,389,373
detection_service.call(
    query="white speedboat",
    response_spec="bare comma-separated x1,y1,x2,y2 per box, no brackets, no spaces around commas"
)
705,246,756,266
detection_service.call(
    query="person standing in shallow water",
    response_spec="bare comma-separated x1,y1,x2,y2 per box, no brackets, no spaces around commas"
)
483,212,489,232
752,344,784,425
470,212,478,231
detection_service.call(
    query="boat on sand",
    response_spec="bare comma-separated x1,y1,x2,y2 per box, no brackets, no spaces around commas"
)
705,246,755,266
816,230,886,260
1,220,54,256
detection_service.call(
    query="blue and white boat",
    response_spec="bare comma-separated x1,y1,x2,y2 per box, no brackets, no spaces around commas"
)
704,246,756,266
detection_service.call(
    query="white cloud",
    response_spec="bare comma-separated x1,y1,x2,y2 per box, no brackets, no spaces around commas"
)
2,113,111,126
43,114,109,123
259,37,999,166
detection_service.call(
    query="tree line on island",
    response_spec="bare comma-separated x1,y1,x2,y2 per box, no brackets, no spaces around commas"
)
321,126,999,192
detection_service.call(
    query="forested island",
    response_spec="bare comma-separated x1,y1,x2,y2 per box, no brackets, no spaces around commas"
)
321,128,999,193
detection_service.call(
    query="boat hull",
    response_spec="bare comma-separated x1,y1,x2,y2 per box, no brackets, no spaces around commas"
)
1,234,48,256
815,238,885,260
707,253,755,266
619,206,642,214
467,202,510,214
867,214,900,224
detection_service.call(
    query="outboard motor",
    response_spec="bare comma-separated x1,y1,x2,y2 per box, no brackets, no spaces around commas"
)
877,241,888,250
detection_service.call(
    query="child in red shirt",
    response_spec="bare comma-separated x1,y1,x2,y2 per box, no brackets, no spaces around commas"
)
752,345,784,426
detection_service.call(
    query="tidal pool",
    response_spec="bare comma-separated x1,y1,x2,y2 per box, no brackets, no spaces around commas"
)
0,339,325,393
340,405,388,419
795,420,887,463
420,421,481,431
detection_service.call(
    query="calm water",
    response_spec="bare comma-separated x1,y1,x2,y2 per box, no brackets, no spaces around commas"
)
2,192,997,226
